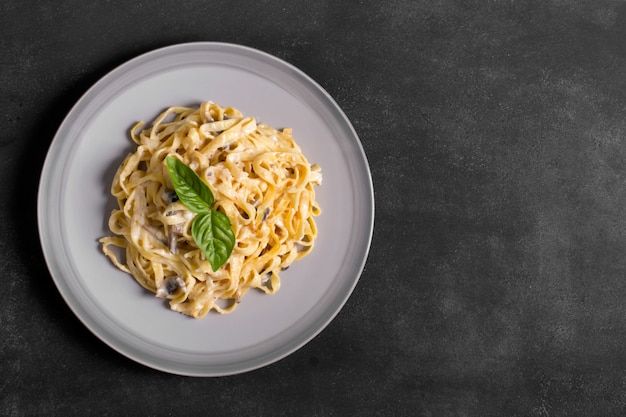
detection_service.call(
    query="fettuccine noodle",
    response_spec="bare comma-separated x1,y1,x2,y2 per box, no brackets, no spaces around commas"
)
99,101,322,317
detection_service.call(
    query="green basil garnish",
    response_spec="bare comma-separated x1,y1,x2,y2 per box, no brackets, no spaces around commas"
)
166,156,214,213
165,156,235,271
191,211,236,273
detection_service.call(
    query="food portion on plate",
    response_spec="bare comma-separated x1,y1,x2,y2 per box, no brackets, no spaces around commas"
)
100,101,322,318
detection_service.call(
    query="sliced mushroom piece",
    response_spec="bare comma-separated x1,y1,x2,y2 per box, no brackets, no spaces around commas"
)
261,207,270,221
163,190,179,204
168,222,184,254
156,276,187,298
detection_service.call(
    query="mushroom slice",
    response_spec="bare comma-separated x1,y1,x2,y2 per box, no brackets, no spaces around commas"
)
156,276,187,298
261,207,270,221
168,223,184,254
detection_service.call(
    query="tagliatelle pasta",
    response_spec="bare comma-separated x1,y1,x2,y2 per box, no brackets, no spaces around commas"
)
99,101,322,317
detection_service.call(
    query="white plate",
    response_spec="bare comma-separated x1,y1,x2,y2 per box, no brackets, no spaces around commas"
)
37,42,374,376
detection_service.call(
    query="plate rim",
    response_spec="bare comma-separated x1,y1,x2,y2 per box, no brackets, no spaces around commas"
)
37,41,375,376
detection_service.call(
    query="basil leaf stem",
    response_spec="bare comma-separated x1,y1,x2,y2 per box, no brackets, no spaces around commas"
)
165,155,235,271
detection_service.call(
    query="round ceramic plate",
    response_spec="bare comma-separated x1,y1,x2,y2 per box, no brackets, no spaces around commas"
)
37,42,374,376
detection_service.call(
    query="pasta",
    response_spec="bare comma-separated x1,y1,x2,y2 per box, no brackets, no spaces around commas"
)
99,101,322,317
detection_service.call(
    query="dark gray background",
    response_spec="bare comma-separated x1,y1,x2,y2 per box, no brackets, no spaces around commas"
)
4,1,626,416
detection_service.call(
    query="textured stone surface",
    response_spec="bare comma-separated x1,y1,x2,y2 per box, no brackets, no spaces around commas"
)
4,0,626,415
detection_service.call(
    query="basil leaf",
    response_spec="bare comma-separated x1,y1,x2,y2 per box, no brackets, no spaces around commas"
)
166,156,236,271
166,156,214,213
191,211,236,272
